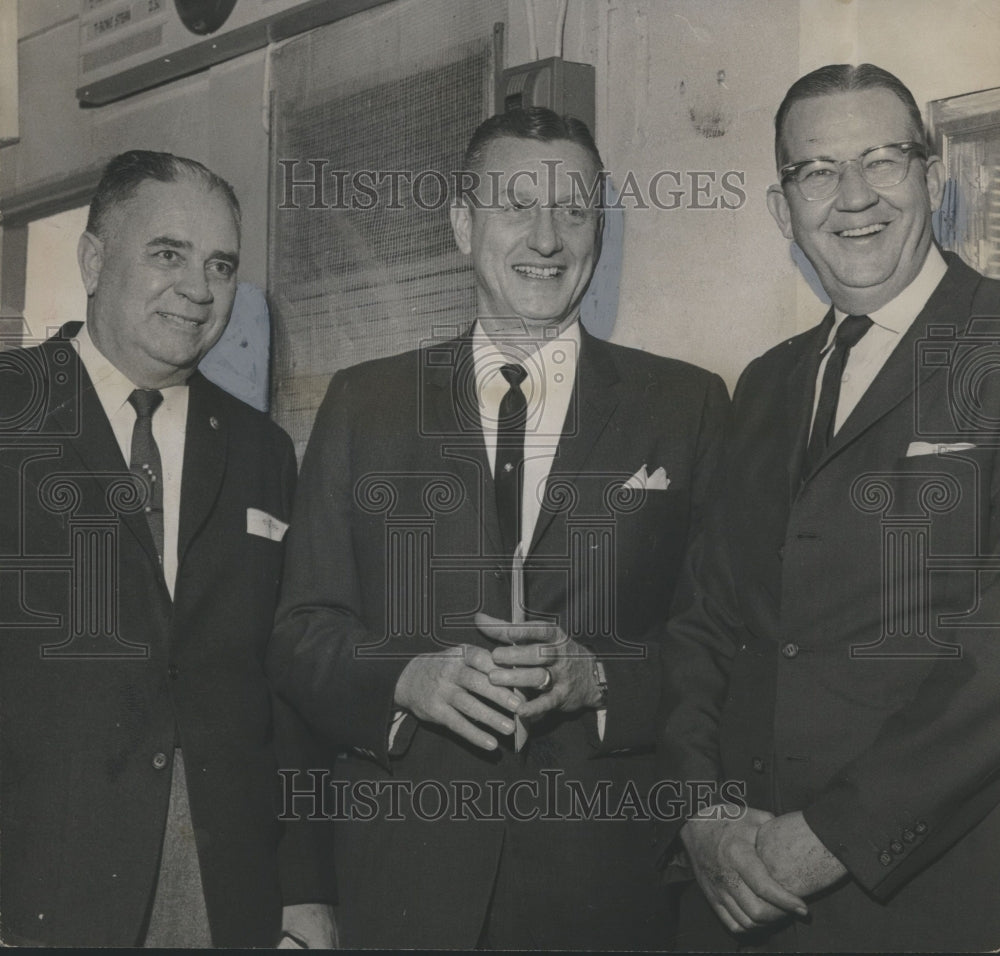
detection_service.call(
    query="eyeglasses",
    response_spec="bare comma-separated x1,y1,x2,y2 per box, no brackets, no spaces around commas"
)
780,141,927,201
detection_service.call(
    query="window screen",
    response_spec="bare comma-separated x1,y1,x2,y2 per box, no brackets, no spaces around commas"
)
941,129,1000,279
931,86,1000,281
267,0,504,452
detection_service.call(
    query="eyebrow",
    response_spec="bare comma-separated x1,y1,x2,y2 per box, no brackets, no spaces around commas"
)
507,186,590,205
147,235,239,267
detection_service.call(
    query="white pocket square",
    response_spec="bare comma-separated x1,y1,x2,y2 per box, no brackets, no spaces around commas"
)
247,507,289,541
622,464,671,491
906,441,978,457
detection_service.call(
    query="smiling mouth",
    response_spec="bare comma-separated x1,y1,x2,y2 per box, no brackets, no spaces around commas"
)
157,311,206,328
836,223,888,238
513,264,563,279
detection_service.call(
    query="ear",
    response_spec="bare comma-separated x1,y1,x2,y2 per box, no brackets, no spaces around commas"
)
923,153,946,213
450,203,473,255
77,231,104,296
766,184,795,241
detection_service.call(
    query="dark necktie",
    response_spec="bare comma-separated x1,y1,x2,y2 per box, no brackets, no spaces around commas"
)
494,364,528,557
803,313,873,477
128,388,165,566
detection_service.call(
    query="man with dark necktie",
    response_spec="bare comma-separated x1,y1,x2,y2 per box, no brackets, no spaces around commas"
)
660,64,1000,951
268,107,729,949
0,150,334,947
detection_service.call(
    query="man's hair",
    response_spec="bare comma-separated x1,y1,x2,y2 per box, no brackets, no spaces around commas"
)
463,107,604,179
86,149,241,238
774,63,927,167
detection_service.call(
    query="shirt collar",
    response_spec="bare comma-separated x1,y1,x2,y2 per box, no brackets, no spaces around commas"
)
75,323,189,415
75,322,144,417
471,317,582,383
827,244,948,347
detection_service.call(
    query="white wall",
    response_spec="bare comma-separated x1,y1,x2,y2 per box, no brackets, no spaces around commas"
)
22,204,89,338
507,0,1000,388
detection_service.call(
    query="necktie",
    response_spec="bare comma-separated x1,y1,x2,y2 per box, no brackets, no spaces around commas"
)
803,314,873,477
494,364,529,753
128,388,165,566
494,364,528,557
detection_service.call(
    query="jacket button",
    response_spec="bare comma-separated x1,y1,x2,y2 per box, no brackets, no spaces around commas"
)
751,757,765,773
781,642,799,659
914,821,928,834
777,546,784,560
152,752,169,771
168,665,179,680
902,828,916,843
890,840,904,854
878,850,893,866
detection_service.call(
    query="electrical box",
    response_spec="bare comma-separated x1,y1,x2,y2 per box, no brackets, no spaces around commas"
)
496,57,596,133
77,0,389,106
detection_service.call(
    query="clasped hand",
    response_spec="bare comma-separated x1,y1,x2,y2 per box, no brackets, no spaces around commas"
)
392,615,601,752
681,807,847,934
476,611,602,719
393,644,524,751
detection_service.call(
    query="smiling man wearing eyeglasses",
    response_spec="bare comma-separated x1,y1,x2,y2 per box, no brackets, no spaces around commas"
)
659,64,1000,951
768,74,944,318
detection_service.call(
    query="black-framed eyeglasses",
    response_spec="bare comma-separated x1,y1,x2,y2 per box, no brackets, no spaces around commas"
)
780,141,927,201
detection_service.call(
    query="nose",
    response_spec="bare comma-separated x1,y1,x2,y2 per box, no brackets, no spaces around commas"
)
527,207,563,256
174,263,213,304
836,160,879,210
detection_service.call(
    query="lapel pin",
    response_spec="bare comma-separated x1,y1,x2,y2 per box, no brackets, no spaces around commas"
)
209,416,220,431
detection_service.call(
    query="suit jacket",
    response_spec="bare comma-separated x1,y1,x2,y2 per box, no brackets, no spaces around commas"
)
268,324,729,949
0,325,333,947
660,253,1000,950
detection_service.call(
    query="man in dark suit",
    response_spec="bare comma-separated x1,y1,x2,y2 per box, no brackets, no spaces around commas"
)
268,108,728,950
661,64,1000,951
0,150,335,947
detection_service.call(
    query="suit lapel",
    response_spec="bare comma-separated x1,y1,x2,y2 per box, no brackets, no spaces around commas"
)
809,256,979,473
787,311,834,497
528,329,620,553
425,332,504,555
46,336,162,569
177,372,227,570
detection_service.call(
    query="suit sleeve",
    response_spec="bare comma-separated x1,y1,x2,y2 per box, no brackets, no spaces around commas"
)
267,370,409,771
650,364,756,860
593,371,731,757
803,447,1000,897
267,427,339,906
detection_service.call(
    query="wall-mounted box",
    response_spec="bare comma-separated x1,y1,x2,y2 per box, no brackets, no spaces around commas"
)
496,56,595,133
77,0,388,106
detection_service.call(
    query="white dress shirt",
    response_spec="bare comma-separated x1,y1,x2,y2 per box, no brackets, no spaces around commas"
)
75,324,188,598
472,319,580,553
474,318,607,738
810,246,948,437
390,319,600,751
